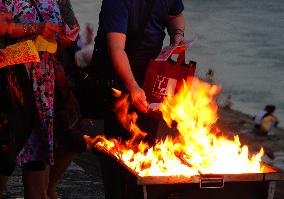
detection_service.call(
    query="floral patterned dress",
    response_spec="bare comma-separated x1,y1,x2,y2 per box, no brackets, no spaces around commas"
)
0,0,64,166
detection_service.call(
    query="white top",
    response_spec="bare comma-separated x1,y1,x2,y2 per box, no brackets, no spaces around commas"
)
254,110,267,125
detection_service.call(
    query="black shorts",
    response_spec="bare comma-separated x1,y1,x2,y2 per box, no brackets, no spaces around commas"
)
23,161,46,171
0,145,16,176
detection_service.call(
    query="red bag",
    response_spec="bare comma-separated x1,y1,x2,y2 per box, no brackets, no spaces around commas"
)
143,51,196,105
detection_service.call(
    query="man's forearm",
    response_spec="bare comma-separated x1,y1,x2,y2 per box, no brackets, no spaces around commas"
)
109,47,139,92
109,47,148,112
167,13,185,35
167,13,185,45
106,31,148,112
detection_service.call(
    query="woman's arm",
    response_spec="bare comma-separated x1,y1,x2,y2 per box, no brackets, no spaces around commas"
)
0,10,61,39
6,22,62,40
6,23,42,37
0,12,13,23
0,12,13,36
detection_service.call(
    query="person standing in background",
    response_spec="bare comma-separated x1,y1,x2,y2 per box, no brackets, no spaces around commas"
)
0,13,16,197
49,1,87,199
0,0,83,198
0,9,62,198
75,23,94,67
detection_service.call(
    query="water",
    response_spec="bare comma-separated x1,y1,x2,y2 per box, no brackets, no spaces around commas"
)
71,0,284,127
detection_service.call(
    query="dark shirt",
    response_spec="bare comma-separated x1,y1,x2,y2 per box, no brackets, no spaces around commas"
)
93,0,184,84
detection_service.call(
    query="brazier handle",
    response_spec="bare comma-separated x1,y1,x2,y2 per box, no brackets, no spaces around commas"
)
200,177,224,189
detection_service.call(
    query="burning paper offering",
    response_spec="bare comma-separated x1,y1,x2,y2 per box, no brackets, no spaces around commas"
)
0,40,40,68
85,78,265,177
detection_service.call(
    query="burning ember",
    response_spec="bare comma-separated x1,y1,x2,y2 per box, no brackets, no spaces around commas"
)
84,78,265,177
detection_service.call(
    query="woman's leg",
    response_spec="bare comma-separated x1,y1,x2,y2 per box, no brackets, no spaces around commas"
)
0,149,16,198
22,161,49,199
0,176,8,198
47,151,76,199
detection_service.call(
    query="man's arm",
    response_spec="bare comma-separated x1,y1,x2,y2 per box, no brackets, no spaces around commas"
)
167,13,185,46
106,32,148,113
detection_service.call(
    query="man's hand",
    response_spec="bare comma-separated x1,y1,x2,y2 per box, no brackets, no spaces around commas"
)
129,85,148,113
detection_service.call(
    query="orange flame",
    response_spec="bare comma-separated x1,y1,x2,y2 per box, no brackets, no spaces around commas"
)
85,78,265,176
112,88,147,146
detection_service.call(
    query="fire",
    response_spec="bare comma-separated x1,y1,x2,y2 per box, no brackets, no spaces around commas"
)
84,78,265,177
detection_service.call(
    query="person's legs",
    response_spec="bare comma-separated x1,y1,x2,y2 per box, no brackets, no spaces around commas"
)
47,150,76,199
47,119,85,198
22,161,49,199
0,176,8,198
0,146,16,198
